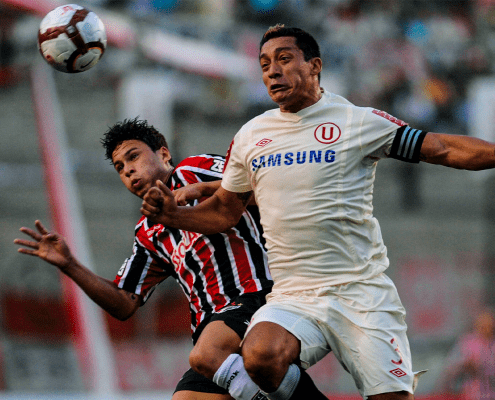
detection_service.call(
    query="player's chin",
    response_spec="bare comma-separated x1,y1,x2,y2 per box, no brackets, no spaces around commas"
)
269,92,286,104
269,89,292,105
135,185,150,199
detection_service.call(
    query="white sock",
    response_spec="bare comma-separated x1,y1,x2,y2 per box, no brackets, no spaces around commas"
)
213,354,267,400
266,364,300,400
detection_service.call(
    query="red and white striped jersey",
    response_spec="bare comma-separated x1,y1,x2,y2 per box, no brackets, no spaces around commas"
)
114,154,273,334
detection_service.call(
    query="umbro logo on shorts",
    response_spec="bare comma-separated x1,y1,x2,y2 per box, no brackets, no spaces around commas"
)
390,368,407,378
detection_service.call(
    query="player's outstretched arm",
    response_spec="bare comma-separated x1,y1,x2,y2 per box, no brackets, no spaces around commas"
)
14,220,141,321
141,180,251,234
420,133,495,170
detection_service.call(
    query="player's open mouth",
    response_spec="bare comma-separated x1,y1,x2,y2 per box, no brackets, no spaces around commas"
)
270,84,287,93
132,179,141,188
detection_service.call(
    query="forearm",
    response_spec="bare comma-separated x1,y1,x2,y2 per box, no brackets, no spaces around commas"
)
421,133,495,170
197,180,222,197
62,258,140,320
161,193,241,234
142,183,250,234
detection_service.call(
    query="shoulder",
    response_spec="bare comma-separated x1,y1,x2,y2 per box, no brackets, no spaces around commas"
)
177,154,225,173
325,91,355,107
239,108,280,131
135,215,146,232
175,154,226,170
366,108,408,127
173,154,225,186
135,216,162,238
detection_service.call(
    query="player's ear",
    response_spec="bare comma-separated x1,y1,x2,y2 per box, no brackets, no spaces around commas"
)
158,147,172,164
309,57,322,77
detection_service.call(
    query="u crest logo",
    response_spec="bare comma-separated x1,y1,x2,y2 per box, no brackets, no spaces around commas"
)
314,123,341,144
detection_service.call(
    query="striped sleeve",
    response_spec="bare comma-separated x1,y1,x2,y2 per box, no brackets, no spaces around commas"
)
172,154,225,187
114,238,171,304
389,126,427,163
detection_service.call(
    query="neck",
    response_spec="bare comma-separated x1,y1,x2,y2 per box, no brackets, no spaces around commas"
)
161,164,174,185
279,87,322,113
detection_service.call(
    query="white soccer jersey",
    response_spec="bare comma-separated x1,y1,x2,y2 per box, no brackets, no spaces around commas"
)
222,89,416,292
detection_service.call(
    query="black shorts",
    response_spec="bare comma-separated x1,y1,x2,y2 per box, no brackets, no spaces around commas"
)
174,289,269,394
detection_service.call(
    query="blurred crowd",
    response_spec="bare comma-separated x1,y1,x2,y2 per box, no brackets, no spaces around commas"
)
442,309,495,399
95,0,495,136
2,0,495,137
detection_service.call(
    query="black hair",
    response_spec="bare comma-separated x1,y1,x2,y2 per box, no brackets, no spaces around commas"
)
101,117,173,166
259,24,321,62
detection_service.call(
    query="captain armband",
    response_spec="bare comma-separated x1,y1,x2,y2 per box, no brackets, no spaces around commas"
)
389,126,427,163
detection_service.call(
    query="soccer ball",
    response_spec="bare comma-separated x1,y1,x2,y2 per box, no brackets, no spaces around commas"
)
37,4,107,73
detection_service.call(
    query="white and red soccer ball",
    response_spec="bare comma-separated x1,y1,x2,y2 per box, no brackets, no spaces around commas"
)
38,4,107,73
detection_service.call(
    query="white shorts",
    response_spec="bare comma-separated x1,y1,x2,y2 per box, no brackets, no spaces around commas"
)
245,273,414,398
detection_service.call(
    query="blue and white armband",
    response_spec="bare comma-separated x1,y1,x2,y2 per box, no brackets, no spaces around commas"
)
389,126,427,163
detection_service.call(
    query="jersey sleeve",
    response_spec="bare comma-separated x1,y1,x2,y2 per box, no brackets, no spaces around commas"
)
360,108,409,160
222,134,253,193
173,154,225,188
114,238,171,304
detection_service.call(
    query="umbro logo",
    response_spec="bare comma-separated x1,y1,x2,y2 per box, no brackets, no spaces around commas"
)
390,368,407,378
256,138,272,147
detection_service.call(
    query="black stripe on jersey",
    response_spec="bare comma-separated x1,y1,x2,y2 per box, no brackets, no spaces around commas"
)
235,214,272,284
122,245,149,293
166,226,183,245
193,171,221,182
389,126,427,163
246,205,266,248
186,250,215,315
207,233,241,298
152,234,174,270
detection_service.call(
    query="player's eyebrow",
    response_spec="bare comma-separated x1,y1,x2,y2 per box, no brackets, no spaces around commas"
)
259,46,295,60
112,147,139,166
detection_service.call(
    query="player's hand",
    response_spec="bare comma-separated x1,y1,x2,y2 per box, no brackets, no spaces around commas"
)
13,220,74,271
173,185,203,206
141,180,177,224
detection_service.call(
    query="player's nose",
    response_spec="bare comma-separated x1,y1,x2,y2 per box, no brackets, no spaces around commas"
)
124,164,135,176
267,62,282,78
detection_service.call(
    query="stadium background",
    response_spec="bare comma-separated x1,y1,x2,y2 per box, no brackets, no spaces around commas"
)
0,0,494,398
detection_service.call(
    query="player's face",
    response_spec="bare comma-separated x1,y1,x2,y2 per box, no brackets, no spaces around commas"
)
112,139,172,199
259,36,321,113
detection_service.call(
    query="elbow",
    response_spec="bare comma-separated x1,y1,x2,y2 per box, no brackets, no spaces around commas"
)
109,291,141,321
221,212,242,233
108,306,137,321
226,212,242,230
115,311,134,322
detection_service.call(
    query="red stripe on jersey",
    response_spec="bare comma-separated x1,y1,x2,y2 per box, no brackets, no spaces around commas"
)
229,230,257,293
177,169,200,185
137,261,168,295
224,140,234,173
178,155,215,170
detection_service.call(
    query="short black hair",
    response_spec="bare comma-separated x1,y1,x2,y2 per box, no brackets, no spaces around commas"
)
259,24,320,62
101,117,172,165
